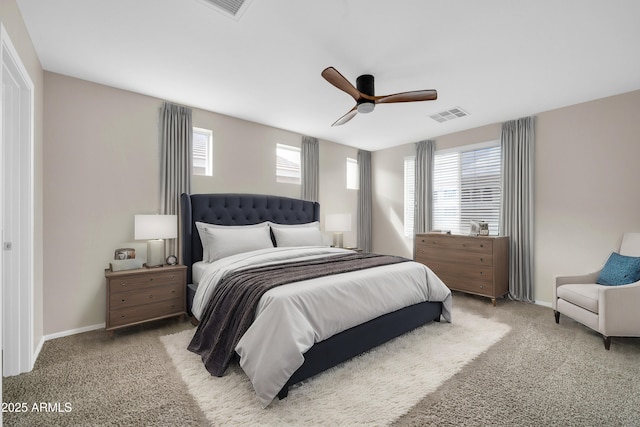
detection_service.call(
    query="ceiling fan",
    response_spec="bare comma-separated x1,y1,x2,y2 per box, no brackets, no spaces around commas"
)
321,66,438,126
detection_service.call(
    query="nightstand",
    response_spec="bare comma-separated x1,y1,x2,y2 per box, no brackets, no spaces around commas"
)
105,264,187,333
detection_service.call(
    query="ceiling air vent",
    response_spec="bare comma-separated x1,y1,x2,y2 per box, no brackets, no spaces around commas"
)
198,0,254,20
429,107,469,123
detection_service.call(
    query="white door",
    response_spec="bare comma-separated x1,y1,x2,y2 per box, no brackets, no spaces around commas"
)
1,24,35,377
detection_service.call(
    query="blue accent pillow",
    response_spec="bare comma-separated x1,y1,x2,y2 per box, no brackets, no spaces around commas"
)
596,252,640,286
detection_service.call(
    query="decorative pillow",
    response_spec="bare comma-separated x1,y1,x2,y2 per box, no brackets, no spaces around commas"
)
271,226,324,247
596,252,640,286
196,222,270,262
204,226,274,262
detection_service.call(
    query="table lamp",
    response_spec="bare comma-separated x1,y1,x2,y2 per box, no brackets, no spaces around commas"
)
134,214,177,267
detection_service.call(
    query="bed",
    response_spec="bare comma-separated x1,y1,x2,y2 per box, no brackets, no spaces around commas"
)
180,193,452,407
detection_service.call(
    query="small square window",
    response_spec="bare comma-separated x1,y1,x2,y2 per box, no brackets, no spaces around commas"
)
276,144,301,184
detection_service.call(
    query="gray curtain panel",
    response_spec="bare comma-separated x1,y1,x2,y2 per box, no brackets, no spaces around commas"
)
160,102,192,260
301,136,319,202
500,116,535,302
414,140,435,236
357,150,372,252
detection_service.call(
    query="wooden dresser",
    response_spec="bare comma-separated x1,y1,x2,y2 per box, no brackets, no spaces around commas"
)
415,233,509,305
105,264,187,333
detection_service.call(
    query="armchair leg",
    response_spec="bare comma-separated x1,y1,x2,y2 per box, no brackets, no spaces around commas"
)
554,311,560,324
603,335,611,350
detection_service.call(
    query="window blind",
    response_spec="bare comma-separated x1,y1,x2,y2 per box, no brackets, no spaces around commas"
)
193,127,212,176
432,143,501,235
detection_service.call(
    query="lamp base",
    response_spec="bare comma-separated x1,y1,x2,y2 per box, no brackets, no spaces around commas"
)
146,239,165,267
333,232,344,248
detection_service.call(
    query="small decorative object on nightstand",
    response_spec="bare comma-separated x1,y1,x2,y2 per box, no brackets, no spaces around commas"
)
105,264,186,334
325,213,352,248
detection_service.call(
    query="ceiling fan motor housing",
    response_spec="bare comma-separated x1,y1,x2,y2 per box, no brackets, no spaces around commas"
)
356,74,375,113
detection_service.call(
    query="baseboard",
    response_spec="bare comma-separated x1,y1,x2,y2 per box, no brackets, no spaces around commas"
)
44,322,105,342
535,300,552,308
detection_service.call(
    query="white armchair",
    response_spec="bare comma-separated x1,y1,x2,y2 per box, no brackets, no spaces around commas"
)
553,233,640,350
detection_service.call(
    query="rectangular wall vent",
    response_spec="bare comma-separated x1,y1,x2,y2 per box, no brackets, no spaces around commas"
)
198,0,254,20
429,107,469,123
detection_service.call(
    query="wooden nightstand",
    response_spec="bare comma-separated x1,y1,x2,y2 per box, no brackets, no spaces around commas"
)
105,264,187,333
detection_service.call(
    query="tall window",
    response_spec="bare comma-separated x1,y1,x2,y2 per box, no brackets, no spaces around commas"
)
276,143,301,184
403,156,416,237
432,141,501,235
193,127,213,176
347,157,359,190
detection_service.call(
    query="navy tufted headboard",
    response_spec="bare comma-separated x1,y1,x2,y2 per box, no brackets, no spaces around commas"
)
180,193,320,283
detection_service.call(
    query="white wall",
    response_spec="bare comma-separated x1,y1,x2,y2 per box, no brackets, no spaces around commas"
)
43,72,357,335
371,90,640,304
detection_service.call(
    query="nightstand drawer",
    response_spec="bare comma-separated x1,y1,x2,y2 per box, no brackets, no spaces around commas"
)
109,270,183,293
109,297,184,328
109,284,183,308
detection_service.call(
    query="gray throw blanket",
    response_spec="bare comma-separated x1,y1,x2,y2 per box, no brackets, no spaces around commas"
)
188,252,409,376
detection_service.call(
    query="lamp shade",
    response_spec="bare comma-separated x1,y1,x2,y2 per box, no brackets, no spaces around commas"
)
325,214,352,232
134,215,177,240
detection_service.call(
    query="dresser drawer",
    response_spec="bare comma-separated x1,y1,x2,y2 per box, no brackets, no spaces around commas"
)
108,270,184,293
416,235,493,254
438,274,495,295
426,261,494,283
109,283,183,309
416,247,493,267
109,297,185,328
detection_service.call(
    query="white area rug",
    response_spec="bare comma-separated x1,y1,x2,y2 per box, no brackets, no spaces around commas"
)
161,308,510,426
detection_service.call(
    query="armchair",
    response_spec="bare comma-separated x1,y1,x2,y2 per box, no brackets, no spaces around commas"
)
553,233,640,350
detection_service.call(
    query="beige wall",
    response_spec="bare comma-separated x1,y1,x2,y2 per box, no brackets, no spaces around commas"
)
372,90,640,305
43,72,357,334
1,0,45,352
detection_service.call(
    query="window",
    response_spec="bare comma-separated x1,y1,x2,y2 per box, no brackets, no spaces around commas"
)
404,141,502,237
432,141,501,235
346,157,359,190
276,143,301,184
193,127,213,176
404,156,416,237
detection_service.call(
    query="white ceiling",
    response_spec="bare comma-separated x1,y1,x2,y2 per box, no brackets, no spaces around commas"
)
16,0,640,151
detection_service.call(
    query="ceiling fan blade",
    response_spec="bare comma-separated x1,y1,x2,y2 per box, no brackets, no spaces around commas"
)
322,67,361,101
374,90,438,104
331,106,358,127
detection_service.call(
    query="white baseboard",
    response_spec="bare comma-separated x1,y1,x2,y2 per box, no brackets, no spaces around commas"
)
43,322,105,342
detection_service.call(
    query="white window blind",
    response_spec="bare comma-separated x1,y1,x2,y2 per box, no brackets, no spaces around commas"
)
193,127,213,176
276,143,301,184
346,157,359,190
432,142,501,235
404,156,416,237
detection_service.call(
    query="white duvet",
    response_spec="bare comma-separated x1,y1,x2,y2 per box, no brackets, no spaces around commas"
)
191,246,452,407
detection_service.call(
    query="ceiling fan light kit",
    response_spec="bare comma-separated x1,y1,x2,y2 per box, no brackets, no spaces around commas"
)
322,67,438,126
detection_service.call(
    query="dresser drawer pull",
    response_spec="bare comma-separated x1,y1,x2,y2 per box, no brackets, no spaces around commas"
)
149,294,153,299
480,258,484,262
480,285,484,289
480,244,484,248
120,281,126,286
121,298,126,303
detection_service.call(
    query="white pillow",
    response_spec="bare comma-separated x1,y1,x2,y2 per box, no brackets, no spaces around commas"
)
268,221,320,229
271,226,324,247
196,222,270,262
204,226,274,262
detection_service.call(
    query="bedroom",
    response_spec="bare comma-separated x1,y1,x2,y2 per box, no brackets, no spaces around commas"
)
2,0,640,425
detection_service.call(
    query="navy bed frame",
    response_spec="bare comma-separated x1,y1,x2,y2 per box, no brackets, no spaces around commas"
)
180,193,442,399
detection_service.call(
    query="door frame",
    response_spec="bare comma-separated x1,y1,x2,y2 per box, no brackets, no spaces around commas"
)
1,22,35,377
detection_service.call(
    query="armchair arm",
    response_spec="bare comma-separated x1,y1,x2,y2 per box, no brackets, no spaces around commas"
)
599,281,640,337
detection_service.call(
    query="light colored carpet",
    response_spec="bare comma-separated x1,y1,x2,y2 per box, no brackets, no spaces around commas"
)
161,308,510,426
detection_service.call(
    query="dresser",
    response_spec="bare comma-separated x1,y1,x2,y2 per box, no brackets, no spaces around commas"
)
105,264,187,333
415,233,509,305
